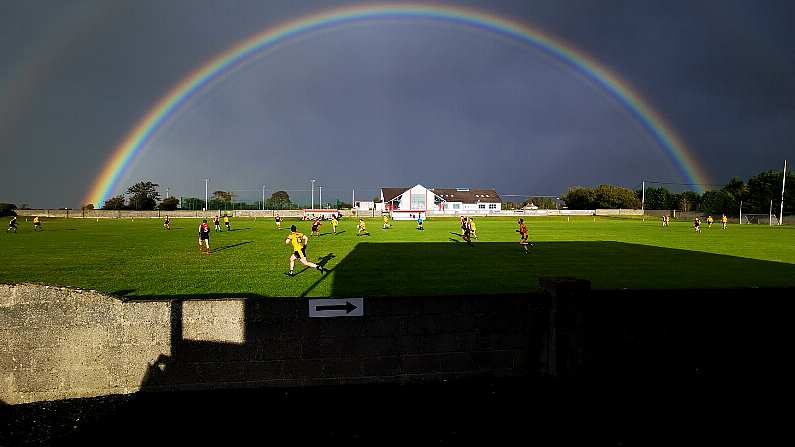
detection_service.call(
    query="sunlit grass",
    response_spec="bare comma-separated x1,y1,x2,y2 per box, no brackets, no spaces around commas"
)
1,215,793,297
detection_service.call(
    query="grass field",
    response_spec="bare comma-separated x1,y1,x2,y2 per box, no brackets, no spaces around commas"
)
2,215,794,298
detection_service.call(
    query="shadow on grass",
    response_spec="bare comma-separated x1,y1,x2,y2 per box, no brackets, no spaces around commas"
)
329,242,795,297
213,241,253,253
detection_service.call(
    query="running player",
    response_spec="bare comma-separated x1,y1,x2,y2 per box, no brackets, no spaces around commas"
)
33,216,41,231
285,225,326,276
468,217,478,239
224,215,231,231
460,216,467,235
198,219,211,253
382,214,390,229
517,218,533,253
163,215,171,230
417,213,424,230
693,217,701,233
331,215,338,234
311,218,322,236
213,216,221,232
707,215,714,229
7,216,17,233
357,218,368,236
275,214,282,230
721,214,728,230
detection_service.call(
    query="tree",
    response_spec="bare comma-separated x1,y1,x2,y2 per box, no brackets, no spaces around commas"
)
126,181,160,210
81,203,95,211
672,191,701,212
524,197,557,209
0,203,17,217
643,187,674,210
265,191,292,210
699,190,734,214
561,187,596,209
181,197,206,210
212,191,232,202
103,195,126,210
745,170,795,214
504,201,517,210
158,196,179,210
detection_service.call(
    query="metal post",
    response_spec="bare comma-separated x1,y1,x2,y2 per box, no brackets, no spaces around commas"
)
204,179,209,212
319,186,322,209
739,200,742,225
770,200,773,226
641,180,645,213
311,179,316,210
780,160,787,225
262,185,266,211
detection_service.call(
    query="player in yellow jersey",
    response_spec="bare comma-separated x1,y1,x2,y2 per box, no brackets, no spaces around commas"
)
721,214,728,230
468,217,477,239
707,215,714,229
223,215,231,231
331,215,338,234
33,216,41,231
382,214,390,229
285,225,326,276
357,218,369,236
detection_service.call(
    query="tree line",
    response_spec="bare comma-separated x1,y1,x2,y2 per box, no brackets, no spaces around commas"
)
560,170,793,214
94,183,351,211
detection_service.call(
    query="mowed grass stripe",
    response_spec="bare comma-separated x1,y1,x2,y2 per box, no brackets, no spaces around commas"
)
1,216,794,297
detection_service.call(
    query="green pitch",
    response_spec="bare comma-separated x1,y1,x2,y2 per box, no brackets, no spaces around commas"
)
2,216,794,298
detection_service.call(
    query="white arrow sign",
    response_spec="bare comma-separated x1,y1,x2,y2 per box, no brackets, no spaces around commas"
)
309,298,364,318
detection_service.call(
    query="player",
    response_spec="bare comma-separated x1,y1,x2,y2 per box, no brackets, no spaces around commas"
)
7,216,17,233
721,214,728,230
707,215,714,229
462,217,472,245
460,216,467,235
468,217,478,239
213,216,221,232
275,214,282,230
331,215,339,234
198,219,211,253
382,214,390,229
311,218,322,236
285,225,326,276
693,217,701,234
224,215,231,231
517,218,533,253
357,218,368,236
417,213,424,230
33,216,41,231
163,215,171,230
661,215,667,227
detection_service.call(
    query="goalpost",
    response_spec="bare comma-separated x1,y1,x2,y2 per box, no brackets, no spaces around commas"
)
742,214,779,225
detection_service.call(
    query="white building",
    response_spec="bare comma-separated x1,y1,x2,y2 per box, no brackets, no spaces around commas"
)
380,184,502,218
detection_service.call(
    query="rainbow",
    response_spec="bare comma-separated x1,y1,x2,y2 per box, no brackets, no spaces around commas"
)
84,3,709,207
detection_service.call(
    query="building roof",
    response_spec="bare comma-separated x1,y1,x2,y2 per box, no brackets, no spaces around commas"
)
381,187,409,203
431,188,502,203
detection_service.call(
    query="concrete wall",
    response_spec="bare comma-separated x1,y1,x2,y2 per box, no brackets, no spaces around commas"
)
1,284,537,405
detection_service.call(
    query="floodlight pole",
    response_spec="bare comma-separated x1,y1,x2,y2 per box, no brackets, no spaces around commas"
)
739,200,743,225
262,185,266,211
780,159,787,225
319,186,323,209
770,200,773,226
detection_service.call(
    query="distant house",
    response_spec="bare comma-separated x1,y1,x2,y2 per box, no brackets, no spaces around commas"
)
380,185,502,217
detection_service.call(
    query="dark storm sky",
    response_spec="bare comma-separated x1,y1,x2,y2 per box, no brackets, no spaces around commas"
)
1,0,793,207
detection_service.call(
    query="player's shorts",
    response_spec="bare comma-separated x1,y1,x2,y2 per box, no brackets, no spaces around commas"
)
292,248,307,259
520,234,528,241
199,233,209,240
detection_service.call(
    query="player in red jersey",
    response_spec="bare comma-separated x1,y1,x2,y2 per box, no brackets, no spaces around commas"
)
198,219,211,253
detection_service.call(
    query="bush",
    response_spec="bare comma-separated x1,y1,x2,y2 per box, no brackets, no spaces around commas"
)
0,203,17,217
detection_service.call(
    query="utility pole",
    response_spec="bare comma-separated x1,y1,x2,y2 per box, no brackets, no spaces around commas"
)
166,187,169,199
262,185,266,211
319,186,323,209
780,160,787,225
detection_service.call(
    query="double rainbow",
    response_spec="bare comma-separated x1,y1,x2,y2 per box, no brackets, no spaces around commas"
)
84,3,708,207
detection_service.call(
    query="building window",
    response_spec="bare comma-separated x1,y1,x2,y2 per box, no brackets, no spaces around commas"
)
478,204,486,209
489,204,497,209
411,193,425,210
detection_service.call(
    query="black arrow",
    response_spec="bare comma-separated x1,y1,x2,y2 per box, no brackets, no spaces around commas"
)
316,301,357,313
